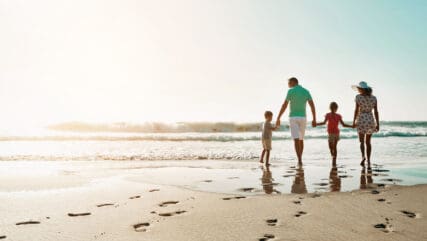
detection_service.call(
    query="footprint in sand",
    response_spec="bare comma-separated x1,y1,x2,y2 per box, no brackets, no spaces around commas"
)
294,211,307,217
202,180,213,183
222,196,246,200
266,219,278,226
158,201,179,207
371,190,380,195
238,187,256,192
158,210,187,217
0,235,6,239
97,203,115,207
377,198,386,202
129,195,141,199
374,218,393,233
133,222,150,232
400,210,419,219
228,177,240,179
16,221,40,225
259,234,275,241
311,193,321,198
313,183,329,187
293,200,302,205
149,189,160,192
68,212,91,217
282,174,294,178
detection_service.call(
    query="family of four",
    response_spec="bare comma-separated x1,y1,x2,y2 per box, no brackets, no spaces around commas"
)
260,77,380,167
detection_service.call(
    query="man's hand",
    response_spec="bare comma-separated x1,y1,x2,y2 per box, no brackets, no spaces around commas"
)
275,119,281,128
311,120,316,127
375,124,380,132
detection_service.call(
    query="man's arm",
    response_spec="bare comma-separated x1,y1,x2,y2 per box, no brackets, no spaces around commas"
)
276,100,289,127
308,100,316,127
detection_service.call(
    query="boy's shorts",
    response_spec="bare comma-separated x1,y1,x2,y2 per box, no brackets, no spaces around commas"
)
328,133,340,143
262,139,272,150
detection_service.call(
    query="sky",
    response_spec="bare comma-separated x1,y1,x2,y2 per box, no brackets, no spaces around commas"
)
1,0,426,129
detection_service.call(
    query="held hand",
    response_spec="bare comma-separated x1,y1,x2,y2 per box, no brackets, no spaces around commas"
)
375,125,380,132
275,119,281,128
312,120,316,127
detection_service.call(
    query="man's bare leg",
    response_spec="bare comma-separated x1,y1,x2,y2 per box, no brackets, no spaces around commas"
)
294,139,303,164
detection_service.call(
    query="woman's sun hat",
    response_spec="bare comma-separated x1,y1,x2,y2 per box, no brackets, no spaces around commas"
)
352,81,371,90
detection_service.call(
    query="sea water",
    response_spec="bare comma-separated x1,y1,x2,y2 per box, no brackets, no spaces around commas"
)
0,121,426,194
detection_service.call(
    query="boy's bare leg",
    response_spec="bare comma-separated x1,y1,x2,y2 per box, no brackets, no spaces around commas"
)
260,150,266,163
265,150,270,166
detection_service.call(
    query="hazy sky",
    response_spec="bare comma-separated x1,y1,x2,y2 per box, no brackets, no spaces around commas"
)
1,0,426,128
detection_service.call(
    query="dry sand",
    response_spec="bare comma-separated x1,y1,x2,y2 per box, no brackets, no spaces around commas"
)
0,162,426,241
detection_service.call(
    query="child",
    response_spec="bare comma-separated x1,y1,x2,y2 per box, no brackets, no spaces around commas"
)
316,102,353,165
260,111,277,166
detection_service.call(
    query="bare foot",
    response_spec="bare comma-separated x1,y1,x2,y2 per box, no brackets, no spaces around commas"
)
360,157,366,166
260,160,264,163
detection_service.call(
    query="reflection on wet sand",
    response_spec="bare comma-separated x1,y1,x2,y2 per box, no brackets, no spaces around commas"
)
291,165,307,194
261,166,280,194
360,165,374,189
329,166,341,192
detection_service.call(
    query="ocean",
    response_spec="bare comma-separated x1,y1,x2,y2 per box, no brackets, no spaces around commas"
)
1,121,426,194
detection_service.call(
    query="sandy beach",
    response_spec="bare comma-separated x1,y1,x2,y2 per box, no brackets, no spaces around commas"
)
0,161,426,241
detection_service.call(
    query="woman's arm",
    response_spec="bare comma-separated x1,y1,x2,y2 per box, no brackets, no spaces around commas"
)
374,103,379,131
353,102,359,128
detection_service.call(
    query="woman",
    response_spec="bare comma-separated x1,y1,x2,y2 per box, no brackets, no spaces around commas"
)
352,81,379,166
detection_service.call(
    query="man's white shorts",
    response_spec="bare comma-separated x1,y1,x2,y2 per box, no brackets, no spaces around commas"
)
289,117,307,140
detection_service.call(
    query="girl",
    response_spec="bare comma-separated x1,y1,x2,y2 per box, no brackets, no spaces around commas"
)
317,102,353,165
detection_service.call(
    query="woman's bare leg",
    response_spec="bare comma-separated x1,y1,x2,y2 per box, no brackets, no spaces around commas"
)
358,133,366,166
366,134,372,164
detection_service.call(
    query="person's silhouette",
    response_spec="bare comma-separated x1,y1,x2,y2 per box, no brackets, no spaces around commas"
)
291,164,307,194
329,165,341,192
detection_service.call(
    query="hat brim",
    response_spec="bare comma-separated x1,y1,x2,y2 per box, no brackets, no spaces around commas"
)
352,85,370,90
351,85,361,91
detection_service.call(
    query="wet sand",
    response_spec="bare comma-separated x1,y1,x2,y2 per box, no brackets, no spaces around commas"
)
0,161,426,241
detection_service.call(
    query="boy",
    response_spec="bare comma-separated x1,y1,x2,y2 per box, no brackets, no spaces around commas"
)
316,102,352,165
260,111,277,166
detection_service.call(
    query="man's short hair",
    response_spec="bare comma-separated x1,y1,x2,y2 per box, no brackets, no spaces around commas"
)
288,77,298,84
264,111,273,118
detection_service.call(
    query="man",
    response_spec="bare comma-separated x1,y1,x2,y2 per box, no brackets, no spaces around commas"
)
276,77,316,164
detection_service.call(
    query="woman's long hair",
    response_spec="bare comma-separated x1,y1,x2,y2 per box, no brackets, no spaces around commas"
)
360,87,373,96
